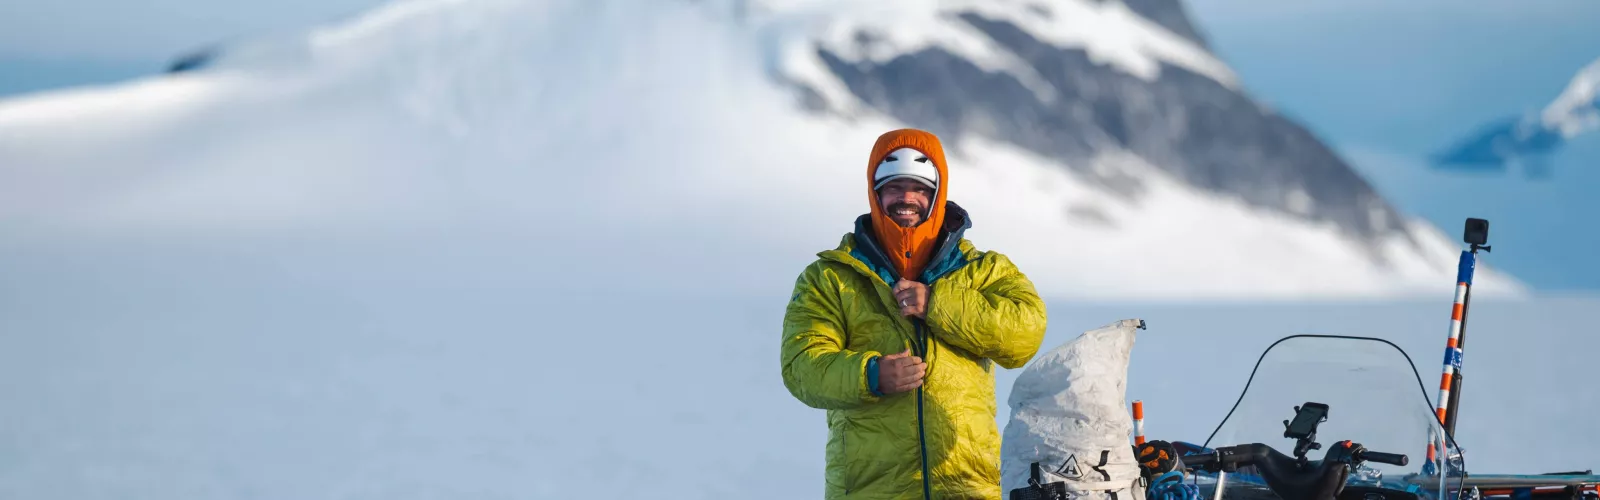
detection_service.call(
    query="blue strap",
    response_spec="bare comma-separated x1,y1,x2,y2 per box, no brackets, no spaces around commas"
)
1147,471,1200,500
867,356,883,396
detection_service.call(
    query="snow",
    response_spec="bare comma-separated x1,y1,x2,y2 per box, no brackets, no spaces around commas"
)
0,0,1586,496
770,0,1066,104
760,0,1239,112
943,140,1521,299
0,260,1592,498
306,0,472,50
1541,56,1600,139
0,73,234,131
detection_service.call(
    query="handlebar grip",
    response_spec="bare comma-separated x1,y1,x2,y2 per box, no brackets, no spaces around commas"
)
1181,452,1218,470
1358,450,1409,466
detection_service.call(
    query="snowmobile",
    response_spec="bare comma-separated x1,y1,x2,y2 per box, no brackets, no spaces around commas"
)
1016,334,1600,500
1011,219,1599,500
1166,333,1598,500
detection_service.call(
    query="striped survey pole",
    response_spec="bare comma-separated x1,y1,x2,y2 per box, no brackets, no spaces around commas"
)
1434,255,1470,429
1430,218,1490,465
1132,400,1146,445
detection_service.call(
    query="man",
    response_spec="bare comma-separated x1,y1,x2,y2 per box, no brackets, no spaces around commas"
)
781,128,1049,499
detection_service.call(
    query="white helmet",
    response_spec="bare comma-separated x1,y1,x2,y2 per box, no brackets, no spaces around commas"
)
873,147,939,191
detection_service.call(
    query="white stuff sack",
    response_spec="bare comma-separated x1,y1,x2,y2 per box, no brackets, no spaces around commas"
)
1001,319,1145,498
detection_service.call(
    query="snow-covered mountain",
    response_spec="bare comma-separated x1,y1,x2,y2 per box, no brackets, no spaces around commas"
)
767,0,1417,244
1431,56,1600,175
0,0,1517,301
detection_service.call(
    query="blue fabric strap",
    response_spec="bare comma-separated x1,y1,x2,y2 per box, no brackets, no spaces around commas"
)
1147,471,1200,500
867,356,883,396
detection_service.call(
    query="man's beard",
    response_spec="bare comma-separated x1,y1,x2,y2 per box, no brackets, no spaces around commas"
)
889,202,925,226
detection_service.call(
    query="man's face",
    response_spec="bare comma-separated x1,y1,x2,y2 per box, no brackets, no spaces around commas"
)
877,178,935,227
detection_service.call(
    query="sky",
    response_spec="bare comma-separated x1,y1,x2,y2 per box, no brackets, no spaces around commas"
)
1185,0,1600,292
0,0,386,96
2,0,1598,291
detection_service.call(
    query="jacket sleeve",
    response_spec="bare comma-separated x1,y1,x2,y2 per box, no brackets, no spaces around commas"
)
781,263,884,410
924,252,1047,369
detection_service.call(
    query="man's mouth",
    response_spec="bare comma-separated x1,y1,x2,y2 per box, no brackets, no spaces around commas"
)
892,205,921,217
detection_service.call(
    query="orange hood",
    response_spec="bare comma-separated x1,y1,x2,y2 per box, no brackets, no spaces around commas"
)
866,128,950,282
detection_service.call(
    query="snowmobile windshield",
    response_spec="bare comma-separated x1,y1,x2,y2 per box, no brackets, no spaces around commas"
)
1194,335,1466,499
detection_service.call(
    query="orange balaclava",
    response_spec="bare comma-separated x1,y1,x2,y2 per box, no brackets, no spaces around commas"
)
866,128,950,281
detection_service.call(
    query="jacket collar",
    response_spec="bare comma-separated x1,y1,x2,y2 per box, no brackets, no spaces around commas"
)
842,200,973,285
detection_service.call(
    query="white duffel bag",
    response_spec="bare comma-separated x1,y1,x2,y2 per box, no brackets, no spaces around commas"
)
1001,319,1147,500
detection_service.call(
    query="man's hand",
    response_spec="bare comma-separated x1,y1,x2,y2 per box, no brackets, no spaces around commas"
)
893,279,929,318
877,349,925,394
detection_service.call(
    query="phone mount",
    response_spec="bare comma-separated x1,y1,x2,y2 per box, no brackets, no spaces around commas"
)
1283,403,1329,465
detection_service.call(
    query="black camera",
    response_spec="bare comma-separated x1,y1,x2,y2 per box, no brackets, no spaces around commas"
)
1464,218,1489,246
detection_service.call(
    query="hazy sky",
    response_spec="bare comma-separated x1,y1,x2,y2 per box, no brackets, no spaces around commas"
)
1186,0,1600,291
0,0,385,59
0,0,387,96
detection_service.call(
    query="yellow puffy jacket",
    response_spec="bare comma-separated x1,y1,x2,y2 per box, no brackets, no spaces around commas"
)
781,203,1048,499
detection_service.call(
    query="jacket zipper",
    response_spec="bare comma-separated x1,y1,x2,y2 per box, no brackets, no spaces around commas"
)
915,320,932,500
844,225,943,499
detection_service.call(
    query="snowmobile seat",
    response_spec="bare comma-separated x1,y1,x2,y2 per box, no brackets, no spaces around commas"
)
1251,446,1349,500
1336,485,1420,500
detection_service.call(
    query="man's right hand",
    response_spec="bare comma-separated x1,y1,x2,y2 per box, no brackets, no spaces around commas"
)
877,349,926,395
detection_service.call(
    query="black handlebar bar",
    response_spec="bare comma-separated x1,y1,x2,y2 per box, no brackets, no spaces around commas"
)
1178,443,1267,473
1353,450,1408,466
1181,452,1218,470
1180,442,1410,500
1181,443,1409,471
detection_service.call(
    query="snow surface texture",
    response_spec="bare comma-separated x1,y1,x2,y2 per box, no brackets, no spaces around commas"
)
1001,319,1144,497
1431,56,1600,172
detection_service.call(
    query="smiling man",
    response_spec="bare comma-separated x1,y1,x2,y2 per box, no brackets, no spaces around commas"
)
781,128,1048,499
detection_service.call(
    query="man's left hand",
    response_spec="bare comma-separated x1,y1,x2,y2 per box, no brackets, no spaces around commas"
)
894,279,929,318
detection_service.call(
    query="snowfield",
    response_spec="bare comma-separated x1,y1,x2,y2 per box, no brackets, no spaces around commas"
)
1,267,1592,498
0,0,1585,498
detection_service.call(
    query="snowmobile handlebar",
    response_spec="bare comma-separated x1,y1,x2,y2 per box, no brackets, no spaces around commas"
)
1180,442,1409,472
1180,442,1410,500
1353,450,1408,467
1177,444,1259,473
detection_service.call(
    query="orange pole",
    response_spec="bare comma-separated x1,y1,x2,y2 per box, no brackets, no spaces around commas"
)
1132,400,1145,445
